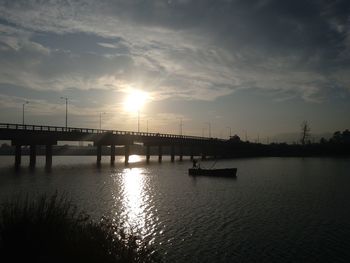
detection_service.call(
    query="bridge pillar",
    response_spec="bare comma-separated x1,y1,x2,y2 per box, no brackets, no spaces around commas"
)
179,145,183,161
15,145,21,168
158,145,162,163
29,145,36,168
201,150,206,160
124,145,130,165
110,145,115,165
170,145,175,162
146,145,150,163
201,146,207,160
45,144,53,169
97,145,102,165
190,147,194,160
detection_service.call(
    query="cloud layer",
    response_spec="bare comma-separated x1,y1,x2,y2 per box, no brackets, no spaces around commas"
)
0,0,350,137
0,0,349,103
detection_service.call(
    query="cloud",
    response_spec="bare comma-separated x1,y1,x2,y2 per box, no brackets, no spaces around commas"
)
0,0,349,103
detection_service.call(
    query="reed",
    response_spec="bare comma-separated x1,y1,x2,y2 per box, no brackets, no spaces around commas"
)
0,193,161,263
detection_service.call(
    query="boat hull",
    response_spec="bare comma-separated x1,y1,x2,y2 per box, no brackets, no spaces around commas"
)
188,168,237,177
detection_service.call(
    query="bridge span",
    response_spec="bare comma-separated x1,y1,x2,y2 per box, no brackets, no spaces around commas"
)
0,123,228,168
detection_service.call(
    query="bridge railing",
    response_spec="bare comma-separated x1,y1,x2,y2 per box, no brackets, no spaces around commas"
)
0,123,224,141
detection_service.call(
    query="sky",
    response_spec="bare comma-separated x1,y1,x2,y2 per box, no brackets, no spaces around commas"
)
0,0,349,142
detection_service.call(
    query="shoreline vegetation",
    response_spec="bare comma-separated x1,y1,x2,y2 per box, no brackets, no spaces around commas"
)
0,193,162,263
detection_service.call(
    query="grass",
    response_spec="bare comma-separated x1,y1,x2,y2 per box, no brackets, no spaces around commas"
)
0,193,162,263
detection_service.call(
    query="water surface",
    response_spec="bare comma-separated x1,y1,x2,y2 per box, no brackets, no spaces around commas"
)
1,156,350,262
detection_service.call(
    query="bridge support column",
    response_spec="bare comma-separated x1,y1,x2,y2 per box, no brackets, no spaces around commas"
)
97,145,102,165
179,145,183,161
170,145,175,162
201,149,206,160
110,145,115,165
45,144,52,169
146,145,150,163
213,146,218,159
201,146,206,160
29,145,36,168
158,145,162,163
124,145,130,165
15,145,21,168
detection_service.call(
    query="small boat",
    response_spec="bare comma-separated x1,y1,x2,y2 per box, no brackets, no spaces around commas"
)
188,167,237,177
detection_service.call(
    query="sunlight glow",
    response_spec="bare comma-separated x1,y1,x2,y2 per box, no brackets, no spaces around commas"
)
128,154,142,163
124,89,149,113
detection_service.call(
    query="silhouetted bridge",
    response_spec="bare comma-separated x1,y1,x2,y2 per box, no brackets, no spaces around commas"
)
0,123,228,168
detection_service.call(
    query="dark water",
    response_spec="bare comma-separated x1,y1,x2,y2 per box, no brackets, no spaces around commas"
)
1,156,350,262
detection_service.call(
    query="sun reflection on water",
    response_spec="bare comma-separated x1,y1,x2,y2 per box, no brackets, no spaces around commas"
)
128,154,142,163
117,167,156,238
123,168,144,226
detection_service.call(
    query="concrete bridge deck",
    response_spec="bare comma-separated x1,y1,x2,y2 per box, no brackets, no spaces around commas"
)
0,123,226,168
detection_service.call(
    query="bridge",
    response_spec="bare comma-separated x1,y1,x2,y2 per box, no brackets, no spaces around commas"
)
0,123,229,169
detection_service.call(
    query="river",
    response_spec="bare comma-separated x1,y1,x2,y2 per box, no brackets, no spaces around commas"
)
0,156,350,262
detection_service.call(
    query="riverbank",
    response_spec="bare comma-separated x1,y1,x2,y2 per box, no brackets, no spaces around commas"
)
0,193,162,263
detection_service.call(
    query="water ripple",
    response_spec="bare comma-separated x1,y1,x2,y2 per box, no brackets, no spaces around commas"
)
1,157,350,262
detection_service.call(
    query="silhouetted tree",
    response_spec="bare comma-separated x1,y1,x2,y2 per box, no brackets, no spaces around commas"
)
229,134,241,143
343,129,350,143
332,131,342,143
331,129,350,144
300,120,311,145
320,137,327,144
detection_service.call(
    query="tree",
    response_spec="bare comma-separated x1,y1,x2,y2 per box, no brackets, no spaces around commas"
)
300,120,311,145
332,131,342,143
331,129,350,144
342,129,350,143
229,134,241,143
320,137,327,144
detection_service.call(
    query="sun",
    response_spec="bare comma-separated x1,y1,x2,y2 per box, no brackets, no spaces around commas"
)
124,89,149,113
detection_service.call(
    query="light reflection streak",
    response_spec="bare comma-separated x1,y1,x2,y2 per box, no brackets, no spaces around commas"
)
118,167,154,238
128,154,142,163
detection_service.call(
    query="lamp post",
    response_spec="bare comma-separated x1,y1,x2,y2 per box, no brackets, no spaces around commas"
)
22,101,29,125
205,122,211,138
60,97,68,129
99,112,106,130
179,118,183,136
137,110,140,132
226,126,232,139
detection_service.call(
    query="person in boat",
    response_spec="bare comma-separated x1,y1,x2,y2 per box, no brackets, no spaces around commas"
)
192,159,200,169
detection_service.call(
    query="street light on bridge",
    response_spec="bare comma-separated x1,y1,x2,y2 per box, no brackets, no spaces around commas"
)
179,118,183,136
138,110,140,132
205,122,211,138
60,96,68,129
99,112,106,130
22,101,29,125
226,126,232,139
